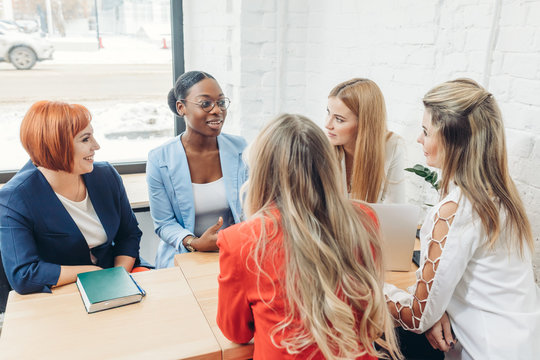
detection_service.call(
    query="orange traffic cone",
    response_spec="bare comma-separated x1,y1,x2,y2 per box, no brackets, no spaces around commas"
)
99,37,104,49
161,38,168,49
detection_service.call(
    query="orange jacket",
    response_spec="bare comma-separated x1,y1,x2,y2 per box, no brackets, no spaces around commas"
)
216,204,379,360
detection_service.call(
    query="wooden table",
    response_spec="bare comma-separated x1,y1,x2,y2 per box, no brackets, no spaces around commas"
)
174,245,420,360
0,268,221,360
175,253,254,360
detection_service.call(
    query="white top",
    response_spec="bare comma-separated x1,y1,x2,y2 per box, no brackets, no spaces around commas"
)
56,191,107,264
343,132,406,203
192,178,233,237
384,185,540,360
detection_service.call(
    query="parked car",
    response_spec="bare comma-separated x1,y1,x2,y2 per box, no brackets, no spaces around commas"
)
0,19,40,33
0,24,54,70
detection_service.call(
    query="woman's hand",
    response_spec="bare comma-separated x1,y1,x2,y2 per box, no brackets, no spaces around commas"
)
186,217,223,252
425,312,456,352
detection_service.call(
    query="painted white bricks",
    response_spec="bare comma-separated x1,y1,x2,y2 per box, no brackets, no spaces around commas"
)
497,27,537,52
183,0,540,282
503,53,540,79
511,79,540,106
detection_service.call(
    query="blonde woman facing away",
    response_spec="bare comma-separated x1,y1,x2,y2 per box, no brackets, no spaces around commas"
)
384,79,540,359
326,78,406,203
216,114,401,360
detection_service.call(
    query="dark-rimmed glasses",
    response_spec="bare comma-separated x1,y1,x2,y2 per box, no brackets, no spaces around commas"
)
180,98,231,113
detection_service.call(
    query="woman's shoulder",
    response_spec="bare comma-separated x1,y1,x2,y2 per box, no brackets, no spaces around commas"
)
218,133,248,152
385,132,405,150
87,161,120,179
148,135,182,160
0,161,40,197
350,200,378,225
219,211,280,249
429,186,475,230
91,161,114,172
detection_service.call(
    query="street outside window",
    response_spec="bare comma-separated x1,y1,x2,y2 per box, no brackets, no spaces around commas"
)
0,0,174,171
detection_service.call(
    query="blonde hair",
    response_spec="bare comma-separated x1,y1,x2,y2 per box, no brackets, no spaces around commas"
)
329,78,388,202
244,114,401,359
423,78,533,253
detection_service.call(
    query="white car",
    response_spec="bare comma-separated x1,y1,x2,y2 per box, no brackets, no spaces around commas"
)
0,24,54,70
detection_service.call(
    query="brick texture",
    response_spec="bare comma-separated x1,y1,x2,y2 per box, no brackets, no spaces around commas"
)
183,0,540,282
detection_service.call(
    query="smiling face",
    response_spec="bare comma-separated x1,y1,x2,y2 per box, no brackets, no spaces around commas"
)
325,96,358,154
72,123,100,175
417,109,443,168
176,78,227,137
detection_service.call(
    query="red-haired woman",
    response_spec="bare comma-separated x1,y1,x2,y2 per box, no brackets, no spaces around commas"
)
0,101,144,294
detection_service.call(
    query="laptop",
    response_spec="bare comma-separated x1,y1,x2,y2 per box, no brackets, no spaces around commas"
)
368,203,420,272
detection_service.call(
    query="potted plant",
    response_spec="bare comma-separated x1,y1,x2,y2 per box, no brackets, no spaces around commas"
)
405,164,439,191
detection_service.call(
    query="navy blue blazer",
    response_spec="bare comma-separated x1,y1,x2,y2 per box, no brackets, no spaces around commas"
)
0,161,142,294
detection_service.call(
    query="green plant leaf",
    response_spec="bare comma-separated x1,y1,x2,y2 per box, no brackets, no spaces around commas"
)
404,163,440,192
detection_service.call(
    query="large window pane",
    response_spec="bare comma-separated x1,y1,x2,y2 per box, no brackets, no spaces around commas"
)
0,0,173,171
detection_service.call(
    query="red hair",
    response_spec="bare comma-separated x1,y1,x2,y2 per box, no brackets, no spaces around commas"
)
20,101,91,172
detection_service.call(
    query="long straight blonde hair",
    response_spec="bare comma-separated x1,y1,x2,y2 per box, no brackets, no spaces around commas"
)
423,78,533,253
329,78,388,202
243,114,401,359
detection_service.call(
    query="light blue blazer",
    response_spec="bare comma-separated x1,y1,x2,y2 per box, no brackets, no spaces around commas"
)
147,133,248,268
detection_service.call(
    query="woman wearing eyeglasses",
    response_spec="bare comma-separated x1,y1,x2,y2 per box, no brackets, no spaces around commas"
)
147,71,248,268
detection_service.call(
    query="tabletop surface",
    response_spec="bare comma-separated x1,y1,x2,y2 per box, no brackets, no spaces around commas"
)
0,267,221,360
174,244,419,360
175,252,254,360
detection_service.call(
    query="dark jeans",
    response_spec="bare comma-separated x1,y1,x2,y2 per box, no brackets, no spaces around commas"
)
376,327,445,360
395,327,445,360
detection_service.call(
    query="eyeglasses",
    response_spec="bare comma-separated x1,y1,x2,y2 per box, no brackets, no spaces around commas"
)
180,98,231,113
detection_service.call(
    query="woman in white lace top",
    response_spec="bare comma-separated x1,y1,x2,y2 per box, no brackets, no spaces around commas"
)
384,79,540,360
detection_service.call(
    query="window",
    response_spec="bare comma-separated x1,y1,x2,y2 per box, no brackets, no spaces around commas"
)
0,0,180,180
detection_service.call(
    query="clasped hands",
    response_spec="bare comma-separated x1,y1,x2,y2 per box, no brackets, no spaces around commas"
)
426,312,457,352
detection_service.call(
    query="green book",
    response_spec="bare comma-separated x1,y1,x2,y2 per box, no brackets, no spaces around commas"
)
76,267,146,314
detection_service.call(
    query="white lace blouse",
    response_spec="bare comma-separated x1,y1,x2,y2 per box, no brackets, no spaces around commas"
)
384,186,540,360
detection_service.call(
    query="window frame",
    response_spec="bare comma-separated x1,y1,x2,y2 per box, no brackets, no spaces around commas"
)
0,0,184,184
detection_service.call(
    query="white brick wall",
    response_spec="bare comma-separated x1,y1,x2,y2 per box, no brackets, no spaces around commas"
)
183,0,540,282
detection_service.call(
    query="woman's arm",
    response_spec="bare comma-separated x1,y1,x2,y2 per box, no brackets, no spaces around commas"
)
146,153,193,253
114,255,136,272
0,194,61,294
384,200,476,333
55,264,102,287
216,228,254,343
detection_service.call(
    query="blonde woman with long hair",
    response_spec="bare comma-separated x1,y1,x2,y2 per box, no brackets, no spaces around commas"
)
216,114,401,359
385,79,540,359
326,78,406,203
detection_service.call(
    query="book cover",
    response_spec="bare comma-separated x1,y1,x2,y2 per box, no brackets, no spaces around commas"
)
76,267,146,314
